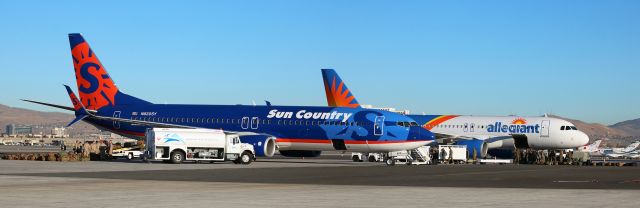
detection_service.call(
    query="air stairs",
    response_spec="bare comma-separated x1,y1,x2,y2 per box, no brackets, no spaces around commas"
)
384,146,431,166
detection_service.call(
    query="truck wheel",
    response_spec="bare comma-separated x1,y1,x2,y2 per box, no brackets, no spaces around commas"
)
170,151,184,164
406,160,413,165
239,151,253,165
127,153,134,160
352,155,360,162
368,156,377,162
385,158,396,166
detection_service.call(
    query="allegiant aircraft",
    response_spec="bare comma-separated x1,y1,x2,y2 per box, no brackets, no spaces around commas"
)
320,70,589,159
23,33,435,158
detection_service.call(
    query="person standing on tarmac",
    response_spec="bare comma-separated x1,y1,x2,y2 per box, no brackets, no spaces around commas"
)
514,149,520,164
431,147,438,165
447,146,453,164
440,148,447,164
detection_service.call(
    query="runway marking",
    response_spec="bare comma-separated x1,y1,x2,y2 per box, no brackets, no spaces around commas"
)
553,180,598,183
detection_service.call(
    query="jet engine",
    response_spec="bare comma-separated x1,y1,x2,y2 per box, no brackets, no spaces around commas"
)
455,139,488,158
239,135,276,157
279,150,322,158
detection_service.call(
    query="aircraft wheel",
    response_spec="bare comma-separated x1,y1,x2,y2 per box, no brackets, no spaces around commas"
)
352,155,361,162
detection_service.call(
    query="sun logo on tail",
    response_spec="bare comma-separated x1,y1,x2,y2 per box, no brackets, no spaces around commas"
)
327,77,360,108
512,118,527,125
71,42,118,110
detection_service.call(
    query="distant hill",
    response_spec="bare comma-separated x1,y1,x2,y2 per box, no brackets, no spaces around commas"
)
610,118,640,138
0,104,98,136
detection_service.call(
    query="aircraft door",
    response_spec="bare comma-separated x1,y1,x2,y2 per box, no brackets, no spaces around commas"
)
113,111,121,129
541,120,550,137
241,117,249,129
251,117,259,129
374,116,384,136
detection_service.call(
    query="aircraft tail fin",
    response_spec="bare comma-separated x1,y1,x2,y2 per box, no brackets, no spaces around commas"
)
64,85,90,127
624,141,640,152
68,33,151,110
321,69,360,108
591,140,602,150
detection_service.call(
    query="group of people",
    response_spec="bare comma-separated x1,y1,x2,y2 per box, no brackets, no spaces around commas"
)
71,140,114,160
513,149,577,165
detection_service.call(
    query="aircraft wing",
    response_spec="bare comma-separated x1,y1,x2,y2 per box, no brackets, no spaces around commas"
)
433,132,512,142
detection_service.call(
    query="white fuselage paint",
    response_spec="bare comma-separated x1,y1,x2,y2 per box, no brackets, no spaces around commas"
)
429,116,589,149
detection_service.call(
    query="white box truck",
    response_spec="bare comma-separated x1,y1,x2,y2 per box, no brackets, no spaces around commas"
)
144,128,255,164
438,145,467,164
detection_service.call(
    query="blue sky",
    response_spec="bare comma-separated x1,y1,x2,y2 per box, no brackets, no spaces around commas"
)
0,1,638,125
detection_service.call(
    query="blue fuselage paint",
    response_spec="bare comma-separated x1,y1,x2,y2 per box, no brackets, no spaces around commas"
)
86,104,434,145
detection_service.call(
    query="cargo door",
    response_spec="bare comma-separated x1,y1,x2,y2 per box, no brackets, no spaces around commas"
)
374,116,384,136
331,139,347,150
541,120,550,137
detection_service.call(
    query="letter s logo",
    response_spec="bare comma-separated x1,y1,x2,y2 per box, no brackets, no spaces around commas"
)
79,62,100,94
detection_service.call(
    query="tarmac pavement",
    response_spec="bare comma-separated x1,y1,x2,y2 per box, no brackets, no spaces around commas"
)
0,158,639,207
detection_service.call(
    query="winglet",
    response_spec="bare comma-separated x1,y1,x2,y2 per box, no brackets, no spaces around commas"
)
321,69,360,108
64,85,90,127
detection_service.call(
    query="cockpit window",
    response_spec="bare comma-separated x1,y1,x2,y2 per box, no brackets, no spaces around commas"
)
410,122,419,126
570,126,578,130
560,126,565,130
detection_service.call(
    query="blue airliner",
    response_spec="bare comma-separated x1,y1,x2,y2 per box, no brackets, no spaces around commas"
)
24,33,435,158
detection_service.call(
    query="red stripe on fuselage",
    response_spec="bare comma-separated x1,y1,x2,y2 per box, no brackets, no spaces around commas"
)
423,115,459,130
276,138,426,144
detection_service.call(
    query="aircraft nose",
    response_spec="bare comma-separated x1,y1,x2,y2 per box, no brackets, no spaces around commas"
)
409,126,436,142
575,131,589,147
576,131,589,146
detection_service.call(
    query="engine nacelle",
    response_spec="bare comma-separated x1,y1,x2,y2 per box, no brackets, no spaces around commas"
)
239,135,276,157
455,139,488,159
279,150,322,158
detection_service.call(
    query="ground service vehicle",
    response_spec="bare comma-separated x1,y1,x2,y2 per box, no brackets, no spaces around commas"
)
112,148,143,160
438,145,468,164
145,128,255,164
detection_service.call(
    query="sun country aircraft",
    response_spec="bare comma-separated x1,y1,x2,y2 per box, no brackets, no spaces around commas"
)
23,34,435,159
320,70,589,159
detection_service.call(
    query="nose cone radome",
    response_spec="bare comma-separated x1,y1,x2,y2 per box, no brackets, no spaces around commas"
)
409,126,436,142
575,131,590,147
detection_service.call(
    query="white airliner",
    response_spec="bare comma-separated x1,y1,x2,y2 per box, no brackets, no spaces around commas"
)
598,141,640,158
319,73,590,158
406,115,590,158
